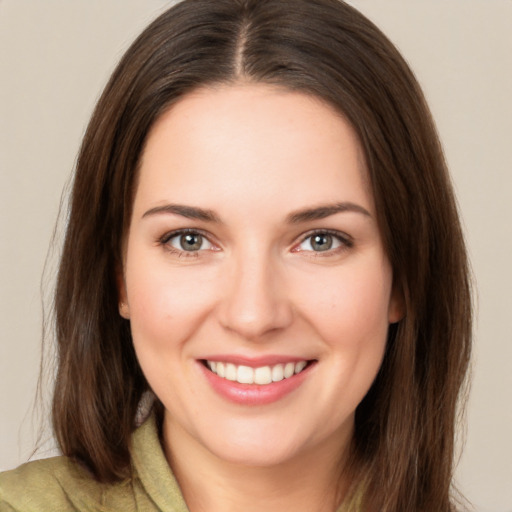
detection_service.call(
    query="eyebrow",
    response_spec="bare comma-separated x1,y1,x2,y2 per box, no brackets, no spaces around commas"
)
142,201,371,224
142,204,222,223
286,202,371,223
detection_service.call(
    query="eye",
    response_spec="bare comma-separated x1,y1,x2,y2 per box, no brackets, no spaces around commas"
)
295,230,351,253
162,230,214,253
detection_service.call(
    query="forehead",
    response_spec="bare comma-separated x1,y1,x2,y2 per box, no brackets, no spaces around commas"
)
135,83,372,217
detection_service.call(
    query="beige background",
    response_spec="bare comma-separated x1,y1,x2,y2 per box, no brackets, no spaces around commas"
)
1,1,511,510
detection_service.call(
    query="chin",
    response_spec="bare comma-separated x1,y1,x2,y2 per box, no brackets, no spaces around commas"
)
208,437,307,468
195,416,336,469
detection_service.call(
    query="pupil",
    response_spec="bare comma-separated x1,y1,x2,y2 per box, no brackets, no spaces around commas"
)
181,234,202,251
312,234,332,251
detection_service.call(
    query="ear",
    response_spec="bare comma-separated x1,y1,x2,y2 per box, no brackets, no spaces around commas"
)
388,280,405,324
117,267,130,319
119,300,130,319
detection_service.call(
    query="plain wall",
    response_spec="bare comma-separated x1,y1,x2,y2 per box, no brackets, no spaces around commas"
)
1,1,511,511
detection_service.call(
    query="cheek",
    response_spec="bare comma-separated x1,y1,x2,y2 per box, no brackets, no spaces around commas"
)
125,256,218,352
296,261,392,417
125,261,218,406
295,260,393,348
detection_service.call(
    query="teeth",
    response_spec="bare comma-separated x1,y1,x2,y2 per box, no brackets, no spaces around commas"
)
237,365,254,384
225,363,237,381
206,360,309,385
284,362,295,379
295,361,307,373
271,364,284,382
254,366,272,385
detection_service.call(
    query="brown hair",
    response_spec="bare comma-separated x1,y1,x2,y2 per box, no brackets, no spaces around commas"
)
51,0,471,510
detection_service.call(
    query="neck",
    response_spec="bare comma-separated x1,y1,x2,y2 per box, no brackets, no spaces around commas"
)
162,416,353,512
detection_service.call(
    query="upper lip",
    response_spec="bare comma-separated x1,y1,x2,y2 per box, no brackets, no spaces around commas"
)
199,355,316,368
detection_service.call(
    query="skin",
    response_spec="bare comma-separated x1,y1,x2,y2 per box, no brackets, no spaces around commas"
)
119,83,402,512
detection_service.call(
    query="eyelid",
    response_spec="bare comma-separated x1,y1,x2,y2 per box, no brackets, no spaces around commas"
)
160,227,210,244
292,229,353,253
157,227,352,256
158,228,219,255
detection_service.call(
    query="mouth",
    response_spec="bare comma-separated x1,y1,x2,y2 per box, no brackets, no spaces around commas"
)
201,359,315,386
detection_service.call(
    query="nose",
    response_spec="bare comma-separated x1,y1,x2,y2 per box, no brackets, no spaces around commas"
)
217,251,294,341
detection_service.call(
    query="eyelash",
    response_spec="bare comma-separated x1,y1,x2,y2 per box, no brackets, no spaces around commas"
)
294,229,353,256
158,228,353,257
159,228,214,258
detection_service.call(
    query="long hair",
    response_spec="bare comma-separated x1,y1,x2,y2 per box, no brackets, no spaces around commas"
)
52,1,472,510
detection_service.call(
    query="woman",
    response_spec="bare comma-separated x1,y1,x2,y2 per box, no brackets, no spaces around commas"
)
0,0,471,511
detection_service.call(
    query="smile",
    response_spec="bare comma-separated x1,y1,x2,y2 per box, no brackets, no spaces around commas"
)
205,360,309,385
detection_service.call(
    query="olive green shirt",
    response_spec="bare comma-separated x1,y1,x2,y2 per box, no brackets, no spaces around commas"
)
0,415,359,511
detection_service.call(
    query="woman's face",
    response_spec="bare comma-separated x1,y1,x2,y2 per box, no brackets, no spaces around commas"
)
120,84,402,468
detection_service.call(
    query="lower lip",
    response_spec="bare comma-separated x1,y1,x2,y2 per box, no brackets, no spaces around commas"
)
199,362,314,406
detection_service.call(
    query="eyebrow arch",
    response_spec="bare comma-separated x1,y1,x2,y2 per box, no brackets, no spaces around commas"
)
286,202,371,224
142,204,222,223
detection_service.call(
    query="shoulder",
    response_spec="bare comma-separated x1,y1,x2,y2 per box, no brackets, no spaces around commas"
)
0,412,188,512
0,455,134,512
